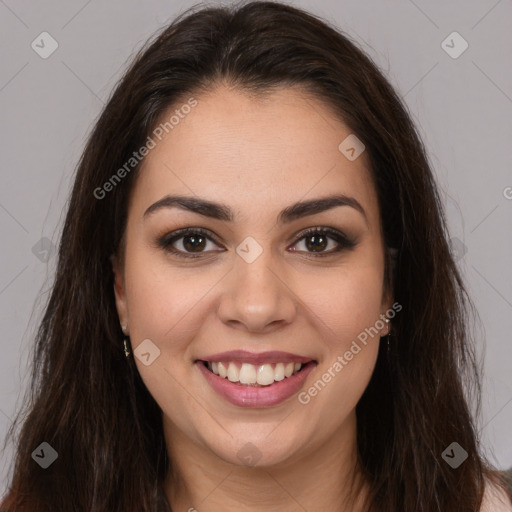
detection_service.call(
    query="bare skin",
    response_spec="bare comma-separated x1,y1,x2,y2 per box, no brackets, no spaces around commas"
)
112,84,393,511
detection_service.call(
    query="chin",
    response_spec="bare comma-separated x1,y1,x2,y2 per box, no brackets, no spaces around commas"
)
203,429,305,468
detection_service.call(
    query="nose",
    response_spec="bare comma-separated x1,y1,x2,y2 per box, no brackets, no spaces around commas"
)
216,243,297,334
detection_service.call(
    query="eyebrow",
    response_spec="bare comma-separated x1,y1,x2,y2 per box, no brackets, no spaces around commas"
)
143,194,368,226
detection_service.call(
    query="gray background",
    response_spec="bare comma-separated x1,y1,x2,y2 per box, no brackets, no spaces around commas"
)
1,0,511,493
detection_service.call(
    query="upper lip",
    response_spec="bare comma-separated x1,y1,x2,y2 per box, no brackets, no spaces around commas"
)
197,350,316,366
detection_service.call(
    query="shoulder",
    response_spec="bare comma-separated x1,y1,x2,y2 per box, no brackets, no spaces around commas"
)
480,480,512,512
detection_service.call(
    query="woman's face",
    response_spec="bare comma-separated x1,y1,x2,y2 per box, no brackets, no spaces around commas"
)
112,85,393,467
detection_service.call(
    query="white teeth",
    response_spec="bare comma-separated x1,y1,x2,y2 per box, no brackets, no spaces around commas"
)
284,362,294,378
239,363,257,384
217,362,227,378
227,362,239,382
206,360,305,386
274,363,285,381
257,364,275,385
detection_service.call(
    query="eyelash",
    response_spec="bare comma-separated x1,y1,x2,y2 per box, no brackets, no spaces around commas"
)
156,226,357,259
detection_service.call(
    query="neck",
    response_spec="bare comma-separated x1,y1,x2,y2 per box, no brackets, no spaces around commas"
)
163,412,369,512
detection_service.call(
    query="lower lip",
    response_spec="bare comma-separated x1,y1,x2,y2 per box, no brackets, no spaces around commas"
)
196,361,317,407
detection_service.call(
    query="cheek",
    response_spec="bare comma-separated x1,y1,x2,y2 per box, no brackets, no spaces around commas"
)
298,253,384,423
300,346,379,438
125,237,385,351
298,256,385,347
123,256,213,414
123,251,217,347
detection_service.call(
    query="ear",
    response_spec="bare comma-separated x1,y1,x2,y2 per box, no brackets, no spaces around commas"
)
380,296,394,337
381,282,394,312
110,254,129,333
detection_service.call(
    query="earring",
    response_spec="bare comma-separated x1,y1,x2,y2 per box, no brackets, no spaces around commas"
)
121,324,131,358
123,335,131,358
384,318,391,354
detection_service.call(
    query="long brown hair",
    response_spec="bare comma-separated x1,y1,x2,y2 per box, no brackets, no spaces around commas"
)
1,1,506,510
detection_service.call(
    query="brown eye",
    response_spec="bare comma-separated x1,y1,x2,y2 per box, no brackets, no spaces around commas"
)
181,233,207,252
157,228,224,258
157,226,357,260
290,227,357,256
304,232,329,252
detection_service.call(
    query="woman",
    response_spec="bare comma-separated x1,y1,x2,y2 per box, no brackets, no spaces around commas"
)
1,1,510,511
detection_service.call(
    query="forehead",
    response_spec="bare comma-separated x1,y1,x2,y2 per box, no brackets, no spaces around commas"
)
130,85,379,227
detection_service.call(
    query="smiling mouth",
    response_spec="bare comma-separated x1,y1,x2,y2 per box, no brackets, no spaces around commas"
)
200,360,315,387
